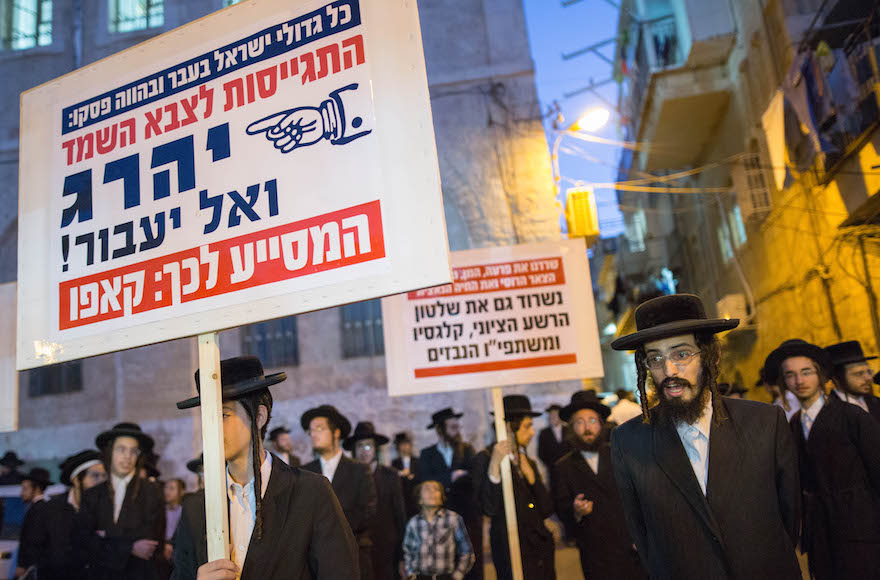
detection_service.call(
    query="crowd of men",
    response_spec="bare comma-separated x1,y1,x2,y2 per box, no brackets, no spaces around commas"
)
4,293,880,579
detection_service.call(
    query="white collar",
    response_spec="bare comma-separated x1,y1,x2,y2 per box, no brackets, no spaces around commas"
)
111,471,134,489
677,397,714,439
803,395,825,421
226,451,272,498
834,389,865,405
319,449,343,469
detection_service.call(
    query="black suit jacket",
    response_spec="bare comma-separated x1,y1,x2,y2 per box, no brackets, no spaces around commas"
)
417,443,477,519
18,494,88,580
553,445,645,580
537,426,572,471
302,455,377,543
370,465,407,579
611,398,801,580
391,456,420,517
172,456,358,579
832,388,880,423
77,476,165,580
790,395,880,580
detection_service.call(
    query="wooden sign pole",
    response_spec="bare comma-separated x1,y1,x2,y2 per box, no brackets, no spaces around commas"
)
198,332,229,561
491,387,524,580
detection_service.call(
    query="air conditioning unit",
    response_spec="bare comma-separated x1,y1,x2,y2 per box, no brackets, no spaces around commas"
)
565,187,600,245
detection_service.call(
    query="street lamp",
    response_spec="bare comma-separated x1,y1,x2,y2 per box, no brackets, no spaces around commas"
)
573,107,611,132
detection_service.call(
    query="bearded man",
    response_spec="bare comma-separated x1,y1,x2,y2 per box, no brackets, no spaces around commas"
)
609,294,802,579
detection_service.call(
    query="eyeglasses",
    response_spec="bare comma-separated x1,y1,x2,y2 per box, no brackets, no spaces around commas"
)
571,417,600,428
308,425,329,435
645,349,699,371
112,446,141,458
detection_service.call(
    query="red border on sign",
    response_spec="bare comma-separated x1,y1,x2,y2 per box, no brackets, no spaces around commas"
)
413,353,578,378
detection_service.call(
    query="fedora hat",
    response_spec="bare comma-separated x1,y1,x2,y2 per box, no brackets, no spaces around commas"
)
22,467,52,488
0,451,24,468
545,404,562,413
763,339,832,385
177,356,286,409
186,454,203,474
393,431,412,446
611,294,738,351
720,382,748,396
59,449,102,486
560,390,611,423
95,422,155,452
300,405,352,439
343,422,390,452
427,408,463,429
490,395,542,420
825,340,877,368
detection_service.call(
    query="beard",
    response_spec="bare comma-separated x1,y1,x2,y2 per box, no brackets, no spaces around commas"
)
571,431,603,452
654,377,710,425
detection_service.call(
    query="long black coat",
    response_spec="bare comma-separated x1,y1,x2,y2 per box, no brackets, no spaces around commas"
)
303,455,377,579
369,464,407,580
391,456,420,518
537,426,571,473
790,395,880,580
832,388,880,423
17,494,88,580
477,448,555,580
171,457,358,579
77,476,165,580
553,445,646,580
611,398,801,580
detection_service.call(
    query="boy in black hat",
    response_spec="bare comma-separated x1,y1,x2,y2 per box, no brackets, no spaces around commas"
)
553,391,645,580
185,455,203,492
301,405,376,580
765,338,880,579
610,294,801,579
536,404,571,479
267,426,300,467
17,467,53,578
76,422,165,580
345,422,407,580
172,356,357,580
17,450,106,580
0,451,26,484
825,340,880,422
481,394,555,580
391,432,420,518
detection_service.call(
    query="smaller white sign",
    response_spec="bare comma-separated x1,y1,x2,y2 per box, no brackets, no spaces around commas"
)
383,239,603,396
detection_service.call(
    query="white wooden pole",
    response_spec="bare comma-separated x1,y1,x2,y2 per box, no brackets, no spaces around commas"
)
198,332,229,561
491,386,524,580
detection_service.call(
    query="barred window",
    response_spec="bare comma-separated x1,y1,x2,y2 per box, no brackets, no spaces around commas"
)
109,0,163,34
28,360,82,397
0,0,52,51
341,300,384,358
241,316,299,367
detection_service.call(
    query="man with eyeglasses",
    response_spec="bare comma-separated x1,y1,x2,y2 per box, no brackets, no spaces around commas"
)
552,390,645,579
765,339,880,579
76,422,166,580
825,340,880,422
610,294,802,579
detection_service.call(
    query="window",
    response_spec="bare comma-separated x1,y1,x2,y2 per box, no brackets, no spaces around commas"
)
241,316,299,367
109,0,163,34
1,0,52,50
27,360,82,397
341,299,384,358
625,207,647,253
728,205,747,249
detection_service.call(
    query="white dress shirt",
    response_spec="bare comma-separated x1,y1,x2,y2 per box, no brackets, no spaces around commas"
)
111,472,134,523
319,449,343,482
801,395,825,439
675,400,713,495
580,450,599,474
834,389,869,413
437,441,454,467
401,455,411,471
227,452,272,577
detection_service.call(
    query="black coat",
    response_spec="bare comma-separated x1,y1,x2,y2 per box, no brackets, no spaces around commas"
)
552,445,646,580
369,465,407,580
17,494,88,580
303,454,377,579
77,476,166,580
832,388,880,423
537,426,572,472
171,457,358,579
790,395,880,580
478,448,555,580
611,398,801,580
391,456,420,518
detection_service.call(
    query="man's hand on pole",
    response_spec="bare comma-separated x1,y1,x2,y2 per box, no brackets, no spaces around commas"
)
197,558,240,580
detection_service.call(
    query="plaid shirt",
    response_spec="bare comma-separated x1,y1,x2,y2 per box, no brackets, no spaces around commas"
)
403,508,474,578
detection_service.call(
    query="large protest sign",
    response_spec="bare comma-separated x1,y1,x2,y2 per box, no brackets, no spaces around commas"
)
18,0,450,370
382,239,603,396
0,283,18,432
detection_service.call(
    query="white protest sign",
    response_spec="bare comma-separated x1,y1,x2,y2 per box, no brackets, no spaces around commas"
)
18,0,450,370
382,239,603,396
0,283,18,432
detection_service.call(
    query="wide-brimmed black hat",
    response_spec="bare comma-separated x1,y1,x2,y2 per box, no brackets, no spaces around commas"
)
186,454,203,474
560,390,611,423
545,404,562,413
177,356,286,409
611,294,739,351
268,426,290,442
764,339,832,385
142,461,160,479
343,422,390,452
300,405,352,439
490,395,542,420
393,432,412,446
720,382,748,396
95,422,155,452
22,467,52,487
427,408,463,429
59,450,102,486
825,340,877,368
0,451,24,468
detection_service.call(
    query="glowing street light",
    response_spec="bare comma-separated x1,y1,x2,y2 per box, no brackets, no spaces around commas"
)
572,107,611,132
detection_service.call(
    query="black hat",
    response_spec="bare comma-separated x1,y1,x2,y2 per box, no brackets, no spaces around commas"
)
763,339,832,385
427,408,463,429
142,461,160,479
874,370,879,386
0,451,24,468
343,422,390,452
95,422,155,452
560,390,611,423
545,404,562,413
268,426,290,442
59,450,102,486
720,382,748,396
177,356,286,409
186,454,203,474
611,294,739,351
393,432,412,446
825,340,877,368
22,467,52,487
490,395,542,420
300,405,352,439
